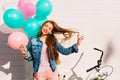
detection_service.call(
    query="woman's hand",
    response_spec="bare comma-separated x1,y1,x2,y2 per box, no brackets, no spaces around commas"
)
76,32,84,46
19,45,28,57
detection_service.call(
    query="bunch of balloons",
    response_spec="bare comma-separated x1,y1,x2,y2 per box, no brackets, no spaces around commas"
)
2,0,53,50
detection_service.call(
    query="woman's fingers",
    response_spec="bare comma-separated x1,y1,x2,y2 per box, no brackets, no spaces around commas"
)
77,32,84,40
19,45,28,58
19,45,25,53
79,36,84,40
76,32,84,46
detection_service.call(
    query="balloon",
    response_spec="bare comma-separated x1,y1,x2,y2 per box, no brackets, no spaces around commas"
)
3,8,24,29
0,7,4,26
18,2,36,19
0,24,23,34
18,0,37,7
38,18,47,27
36,0,53,20
22,3,36,19
17,0,37,20
34,16,48,27
1,0,19,11
23,18,40,38
8,31,29,50
17,0,25,10
26,0,38,5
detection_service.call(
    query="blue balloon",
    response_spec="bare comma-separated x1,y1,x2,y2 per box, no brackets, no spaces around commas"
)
23,18,40,38
36,0,53,20
3,8,24,29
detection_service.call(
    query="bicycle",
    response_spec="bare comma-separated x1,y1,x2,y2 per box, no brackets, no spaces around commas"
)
58,48,113,80
85,48,113,80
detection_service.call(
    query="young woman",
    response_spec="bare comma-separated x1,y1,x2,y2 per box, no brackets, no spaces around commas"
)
19,20,84,80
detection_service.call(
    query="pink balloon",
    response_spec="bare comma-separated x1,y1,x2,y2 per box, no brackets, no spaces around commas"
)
26,0,38,5
22,3,36,19
17,0,25,10
17,0,36,20
8,31,29,50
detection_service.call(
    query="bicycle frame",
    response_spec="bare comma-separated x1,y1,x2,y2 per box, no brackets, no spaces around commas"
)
68,52,84,80
59,53,84,80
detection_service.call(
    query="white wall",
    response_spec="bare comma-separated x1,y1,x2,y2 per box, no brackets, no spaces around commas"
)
49,0,120,80
0,0,120,80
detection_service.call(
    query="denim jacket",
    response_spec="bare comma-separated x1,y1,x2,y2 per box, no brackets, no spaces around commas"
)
25,37,79,73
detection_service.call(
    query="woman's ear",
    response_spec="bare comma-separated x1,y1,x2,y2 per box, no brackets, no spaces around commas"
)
49,32,52,34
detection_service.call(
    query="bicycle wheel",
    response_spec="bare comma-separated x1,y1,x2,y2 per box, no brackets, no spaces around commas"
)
86,65,113,80
68,74,83,80
68,76,83,80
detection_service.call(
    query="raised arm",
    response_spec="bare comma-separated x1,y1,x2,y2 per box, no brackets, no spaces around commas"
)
57,32,84,55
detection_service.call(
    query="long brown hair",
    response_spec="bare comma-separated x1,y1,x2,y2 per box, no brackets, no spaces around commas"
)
38,20,77,64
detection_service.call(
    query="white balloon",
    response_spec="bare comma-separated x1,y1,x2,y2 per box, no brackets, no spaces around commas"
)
0,7,4,26
0,0,19,11
0,24,23,34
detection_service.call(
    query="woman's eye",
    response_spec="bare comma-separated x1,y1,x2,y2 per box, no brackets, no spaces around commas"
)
44,24,48,27
49,28,52,30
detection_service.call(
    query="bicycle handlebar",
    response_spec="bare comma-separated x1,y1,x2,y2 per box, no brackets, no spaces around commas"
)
94,48,103,60
86,48,104,72
86,65,99,72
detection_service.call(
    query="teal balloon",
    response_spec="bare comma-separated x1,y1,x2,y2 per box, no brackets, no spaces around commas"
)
3,8,24,29
23,18,40,38
34,16,47,27
36,0,52,20
38,18,47,27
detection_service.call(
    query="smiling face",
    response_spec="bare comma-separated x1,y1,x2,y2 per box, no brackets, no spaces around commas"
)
41,22,53,35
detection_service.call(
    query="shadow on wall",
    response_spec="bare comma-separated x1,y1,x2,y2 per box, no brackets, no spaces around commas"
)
0,31,25,80
25,60,33,80
103,40,114,64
